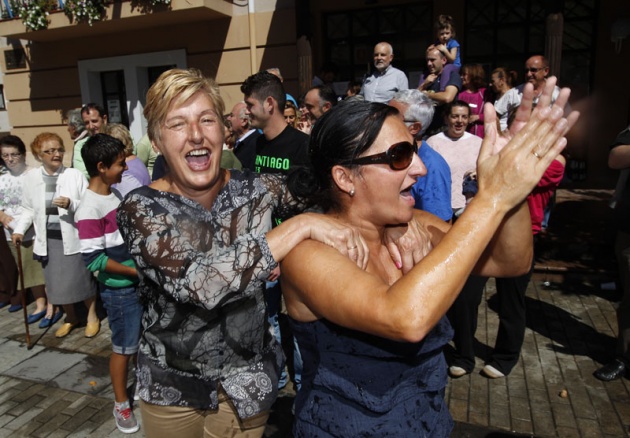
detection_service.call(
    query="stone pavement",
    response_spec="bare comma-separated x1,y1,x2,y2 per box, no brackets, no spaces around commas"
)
0,189,628,437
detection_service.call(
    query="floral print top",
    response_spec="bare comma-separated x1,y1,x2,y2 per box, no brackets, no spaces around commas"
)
0,166,34,241
117,170,297,420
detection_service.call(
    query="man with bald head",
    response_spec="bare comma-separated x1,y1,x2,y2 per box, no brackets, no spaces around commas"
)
360,42,409,103
418,46,462,136
227,101,259,171
495,55,562,131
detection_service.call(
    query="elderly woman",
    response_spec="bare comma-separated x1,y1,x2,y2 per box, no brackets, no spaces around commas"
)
280,78,578,436
0,135,47,321
12,133,99,337
103,123,151,197
116,68,368,437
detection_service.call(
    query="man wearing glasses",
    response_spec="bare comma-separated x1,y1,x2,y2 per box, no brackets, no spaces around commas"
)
495,55,561,131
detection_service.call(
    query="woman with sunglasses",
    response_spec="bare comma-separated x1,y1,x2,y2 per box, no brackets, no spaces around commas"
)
12,133,99,337
281,78,578,436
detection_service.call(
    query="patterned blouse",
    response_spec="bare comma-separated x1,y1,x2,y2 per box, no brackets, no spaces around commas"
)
117,170,297,420
0,165,33,241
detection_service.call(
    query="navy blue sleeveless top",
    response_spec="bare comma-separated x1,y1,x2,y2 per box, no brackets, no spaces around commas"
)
290,315,454,437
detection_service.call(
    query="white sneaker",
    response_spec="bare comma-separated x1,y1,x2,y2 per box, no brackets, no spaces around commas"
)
448,366,468,378
481,364,505,379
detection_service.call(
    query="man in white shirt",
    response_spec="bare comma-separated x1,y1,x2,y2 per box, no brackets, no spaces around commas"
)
360,42,409,103
495,55,561,131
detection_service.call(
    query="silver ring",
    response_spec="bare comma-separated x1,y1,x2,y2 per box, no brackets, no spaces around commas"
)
348,246,358,250
532,150,542,159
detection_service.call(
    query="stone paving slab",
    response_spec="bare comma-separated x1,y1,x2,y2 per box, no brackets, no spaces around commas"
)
0,339,44,374
4,349,87,384
51,355,110,396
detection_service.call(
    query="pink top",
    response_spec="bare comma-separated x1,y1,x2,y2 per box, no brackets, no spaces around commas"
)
458,87,487,139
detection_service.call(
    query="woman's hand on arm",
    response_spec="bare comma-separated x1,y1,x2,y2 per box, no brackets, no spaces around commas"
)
266,213,368,269
383,210,449,274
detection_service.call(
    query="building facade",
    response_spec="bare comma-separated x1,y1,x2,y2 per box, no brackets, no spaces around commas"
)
0,0,627,186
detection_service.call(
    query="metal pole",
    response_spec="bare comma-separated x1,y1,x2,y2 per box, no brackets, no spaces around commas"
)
248,0,257,74
15,242,31,348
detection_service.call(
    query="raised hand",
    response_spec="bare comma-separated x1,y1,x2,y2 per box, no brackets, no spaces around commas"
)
476,78,579,211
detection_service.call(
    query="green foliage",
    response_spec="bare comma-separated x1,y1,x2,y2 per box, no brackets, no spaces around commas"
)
63,0,107,26
11,0,52,31
6,0,172,30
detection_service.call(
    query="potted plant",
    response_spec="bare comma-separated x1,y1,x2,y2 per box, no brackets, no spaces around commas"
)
63,0,107,25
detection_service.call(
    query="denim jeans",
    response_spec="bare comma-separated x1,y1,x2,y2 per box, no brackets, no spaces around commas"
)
100,285,143,355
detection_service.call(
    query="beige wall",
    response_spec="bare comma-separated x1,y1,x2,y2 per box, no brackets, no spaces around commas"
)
1,4,299,166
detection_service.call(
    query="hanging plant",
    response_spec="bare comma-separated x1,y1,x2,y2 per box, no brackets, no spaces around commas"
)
129,0,170,14
63,0,107,26
11,0,52,31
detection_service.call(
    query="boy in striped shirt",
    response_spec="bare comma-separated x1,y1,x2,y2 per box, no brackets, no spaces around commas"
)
75,133,142,434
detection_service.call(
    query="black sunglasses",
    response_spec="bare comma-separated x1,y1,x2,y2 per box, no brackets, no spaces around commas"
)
341,141,417,170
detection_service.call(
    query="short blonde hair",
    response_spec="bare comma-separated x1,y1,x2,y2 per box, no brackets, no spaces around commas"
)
30,132,64,161
103,123,134,156
144,68,225,146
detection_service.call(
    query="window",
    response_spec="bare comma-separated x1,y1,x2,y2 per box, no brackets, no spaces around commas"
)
465,0,597,95
323,3,432,82
77,50,186,142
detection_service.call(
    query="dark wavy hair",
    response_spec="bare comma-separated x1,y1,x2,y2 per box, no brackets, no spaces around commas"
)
0,135,26,168
461,64,487,91
289,100,397,212
0,135,27,155
82,133,125,178
240,71,286,110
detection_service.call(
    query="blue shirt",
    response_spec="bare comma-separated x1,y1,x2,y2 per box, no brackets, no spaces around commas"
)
411,141,452,221
360,65,409,103
447,39,461,66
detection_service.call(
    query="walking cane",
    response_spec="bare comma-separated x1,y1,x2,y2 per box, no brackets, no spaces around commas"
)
15,241,31,349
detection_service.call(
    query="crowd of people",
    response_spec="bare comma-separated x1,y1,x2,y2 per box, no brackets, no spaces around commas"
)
9,12,630,437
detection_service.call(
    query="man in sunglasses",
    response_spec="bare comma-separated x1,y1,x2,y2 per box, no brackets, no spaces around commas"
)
495,55,562,132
